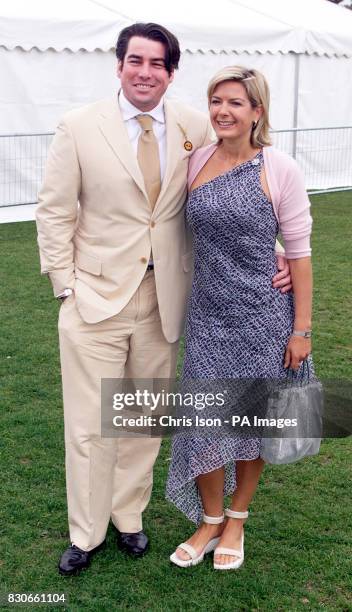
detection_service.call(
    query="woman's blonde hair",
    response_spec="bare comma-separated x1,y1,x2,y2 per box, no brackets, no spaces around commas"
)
207,65,272,148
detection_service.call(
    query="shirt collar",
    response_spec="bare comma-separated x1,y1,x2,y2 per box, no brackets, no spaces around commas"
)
118,90,165,124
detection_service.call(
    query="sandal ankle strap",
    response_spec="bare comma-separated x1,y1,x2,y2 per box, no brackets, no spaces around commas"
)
203,513,225,524
225,508,248,519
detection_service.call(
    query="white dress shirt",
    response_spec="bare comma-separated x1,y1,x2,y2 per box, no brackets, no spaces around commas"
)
118,90,167,180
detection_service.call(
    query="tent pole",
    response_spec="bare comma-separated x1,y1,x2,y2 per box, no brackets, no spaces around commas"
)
292,53,300,159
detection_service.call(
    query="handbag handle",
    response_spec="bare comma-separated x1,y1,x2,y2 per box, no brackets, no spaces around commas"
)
286,358,311,384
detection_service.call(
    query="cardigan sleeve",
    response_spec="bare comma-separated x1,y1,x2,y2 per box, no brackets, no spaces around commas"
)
187,151,201,190
187,144,217,190
277,157,312,259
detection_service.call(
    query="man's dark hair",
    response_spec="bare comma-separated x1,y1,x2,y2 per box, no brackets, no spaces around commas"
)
116,22,181,75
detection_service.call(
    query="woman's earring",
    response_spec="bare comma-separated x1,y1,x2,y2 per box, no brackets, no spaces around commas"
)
252,121,258,130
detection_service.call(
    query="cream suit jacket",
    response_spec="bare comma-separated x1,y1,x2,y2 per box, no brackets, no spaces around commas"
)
36,96,213,343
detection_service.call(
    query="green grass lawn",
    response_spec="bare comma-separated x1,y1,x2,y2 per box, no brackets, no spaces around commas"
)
0,192,351,611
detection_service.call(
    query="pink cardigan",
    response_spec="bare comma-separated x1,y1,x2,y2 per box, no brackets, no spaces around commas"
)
188,144,312,259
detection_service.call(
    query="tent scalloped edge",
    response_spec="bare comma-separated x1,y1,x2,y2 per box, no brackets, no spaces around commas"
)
0,44,351,58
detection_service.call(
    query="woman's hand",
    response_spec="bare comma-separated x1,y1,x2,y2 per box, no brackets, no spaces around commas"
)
284,335,311,370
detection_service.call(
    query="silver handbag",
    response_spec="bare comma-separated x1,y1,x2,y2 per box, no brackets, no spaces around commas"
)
260,361,324,464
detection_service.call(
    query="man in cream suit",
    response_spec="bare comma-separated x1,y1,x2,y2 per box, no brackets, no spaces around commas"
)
36,22,290,575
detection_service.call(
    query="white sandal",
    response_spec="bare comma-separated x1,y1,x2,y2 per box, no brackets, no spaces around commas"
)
213,508,248,570
170,513,224,568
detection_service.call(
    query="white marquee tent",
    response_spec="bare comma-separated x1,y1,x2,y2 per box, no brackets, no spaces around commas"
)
1,0,352,217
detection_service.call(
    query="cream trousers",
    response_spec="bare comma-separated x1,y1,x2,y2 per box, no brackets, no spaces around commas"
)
58,271,179,551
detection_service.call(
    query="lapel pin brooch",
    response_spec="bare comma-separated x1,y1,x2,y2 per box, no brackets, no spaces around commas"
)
177,122,193,152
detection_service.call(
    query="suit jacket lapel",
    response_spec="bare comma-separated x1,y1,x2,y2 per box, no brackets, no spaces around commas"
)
98,97,148,198
155,99,184,209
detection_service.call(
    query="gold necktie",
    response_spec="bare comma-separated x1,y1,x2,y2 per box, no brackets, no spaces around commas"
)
136,114,161,209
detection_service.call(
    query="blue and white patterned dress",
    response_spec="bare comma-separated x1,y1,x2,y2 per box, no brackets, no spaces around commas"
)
166,150,309,524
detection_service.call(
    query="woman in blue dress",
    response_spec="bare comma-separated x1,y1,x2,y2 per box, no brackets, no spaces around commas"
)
166,66,313,570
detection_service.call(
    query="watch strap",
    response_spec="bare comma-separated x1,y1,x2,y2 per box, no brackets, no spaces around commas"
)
56,288,73,300
292,330,312,338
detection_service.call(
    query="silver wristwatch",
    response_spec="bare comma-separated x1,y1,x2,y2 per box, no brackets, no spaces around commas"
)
292,330,312,338
56,288,73,301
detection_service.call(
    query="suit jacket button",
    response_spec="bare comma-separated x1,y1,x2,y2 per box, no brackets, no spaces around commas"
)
140,257,148,264
150,221,155,228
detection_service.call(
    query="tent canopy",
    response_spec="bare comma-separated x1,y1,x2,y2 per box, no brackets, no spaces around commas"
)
1,0,352,202
1,0,352,57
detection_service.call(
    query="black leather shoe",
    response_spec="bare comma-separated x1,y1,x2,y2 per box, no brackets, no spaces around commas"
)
116,530,149,557
58,541,105,576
